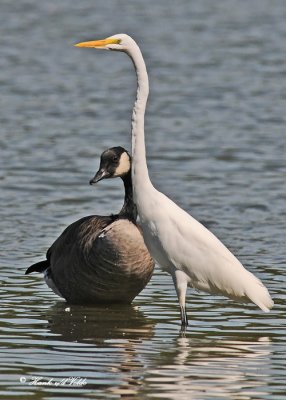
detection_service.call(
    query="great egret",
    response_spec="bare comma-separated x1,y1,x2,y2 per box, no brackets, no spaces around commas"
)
26,146,154,304
75,35,273,327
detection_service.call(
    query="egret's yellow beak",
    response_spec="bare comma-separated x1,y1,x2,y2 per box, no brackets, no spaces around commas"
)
75,38,121,49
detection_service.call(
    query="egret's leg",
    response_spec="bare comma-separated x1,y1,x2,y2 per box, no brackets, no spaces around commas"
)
172,270,189,328
180,304,188,327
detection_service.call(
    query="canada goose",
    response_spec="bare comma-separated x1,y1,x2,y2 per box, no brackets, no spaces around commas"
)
26,146,154,304
75,34,273,328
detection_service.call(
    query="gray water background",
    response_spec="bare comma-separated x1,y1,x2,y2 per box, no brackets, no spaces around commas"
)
0,0,286,398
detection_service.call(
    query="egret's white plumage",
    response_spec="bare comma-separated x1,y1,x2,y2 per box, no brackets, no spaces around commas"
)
76,34,274,327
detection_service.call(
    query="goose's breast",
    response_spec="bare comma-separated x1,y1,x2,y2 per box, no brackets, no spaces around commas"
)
52,218,154,304
95,219,153,270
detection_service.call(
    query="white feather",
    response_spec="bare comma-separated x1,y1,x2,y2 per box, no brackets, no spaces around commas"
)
139,189,273,311
84,33,274,326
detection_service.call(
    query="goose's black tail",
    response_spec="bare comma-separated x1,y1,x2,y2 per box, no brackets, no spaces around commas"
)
25,260,49,275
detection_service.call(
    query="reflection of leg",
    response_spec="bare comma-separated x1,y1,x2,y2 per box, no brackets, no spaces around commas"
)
171,269,189,329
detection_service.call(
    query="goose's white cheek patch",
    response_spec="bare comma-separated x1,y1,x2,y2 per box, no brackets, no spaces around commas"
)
114,152,130,177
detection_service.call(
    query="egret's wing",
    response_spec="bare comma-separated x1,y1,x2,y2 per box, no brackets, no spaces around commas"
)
154,191,273,310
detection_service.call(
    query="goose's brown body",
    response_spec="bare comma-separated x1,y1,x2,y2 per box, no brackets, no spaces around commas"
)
26,147,155,304
47,216,154,303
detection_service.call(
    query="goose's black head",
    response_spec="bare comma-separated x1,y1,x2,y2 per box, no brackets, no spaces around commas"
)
90,147,131,185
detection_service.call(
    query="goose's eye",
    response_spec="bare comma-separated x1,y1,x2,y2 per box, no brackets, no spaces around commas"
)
113,156,119,162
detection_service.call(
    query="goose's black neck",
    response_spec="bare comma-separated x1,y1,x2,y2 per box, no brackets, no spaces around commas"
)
119,170,137,222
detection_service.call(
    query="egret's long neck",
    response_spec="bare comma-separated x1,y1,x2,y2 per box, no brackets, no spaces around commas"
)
127,44,152,197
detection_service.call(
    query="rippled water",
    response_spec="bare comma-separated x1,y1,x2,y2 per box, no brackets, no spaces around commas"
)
1,0,286,398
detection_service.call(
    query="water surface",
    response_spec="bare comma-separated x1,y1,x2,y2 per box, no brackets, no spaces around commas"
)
1,0,286,398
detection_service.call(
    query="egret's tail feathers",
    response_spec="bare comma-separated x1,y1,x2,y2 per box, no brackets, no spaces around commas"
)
246,278,274,312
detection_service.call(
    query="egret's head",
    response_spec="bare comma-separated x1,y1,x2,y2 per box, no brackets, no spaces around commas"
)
90,146,131,185
75,34,133,52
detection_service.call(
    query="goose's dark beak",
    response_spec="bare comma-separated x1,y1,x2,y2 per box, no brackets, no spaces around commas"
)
89,169,110,185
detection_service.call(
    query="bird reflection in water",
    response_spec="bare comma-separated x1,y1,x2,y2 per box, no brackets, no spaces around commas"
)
145,334,272,399
47,302,155,342
46,302,155,397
